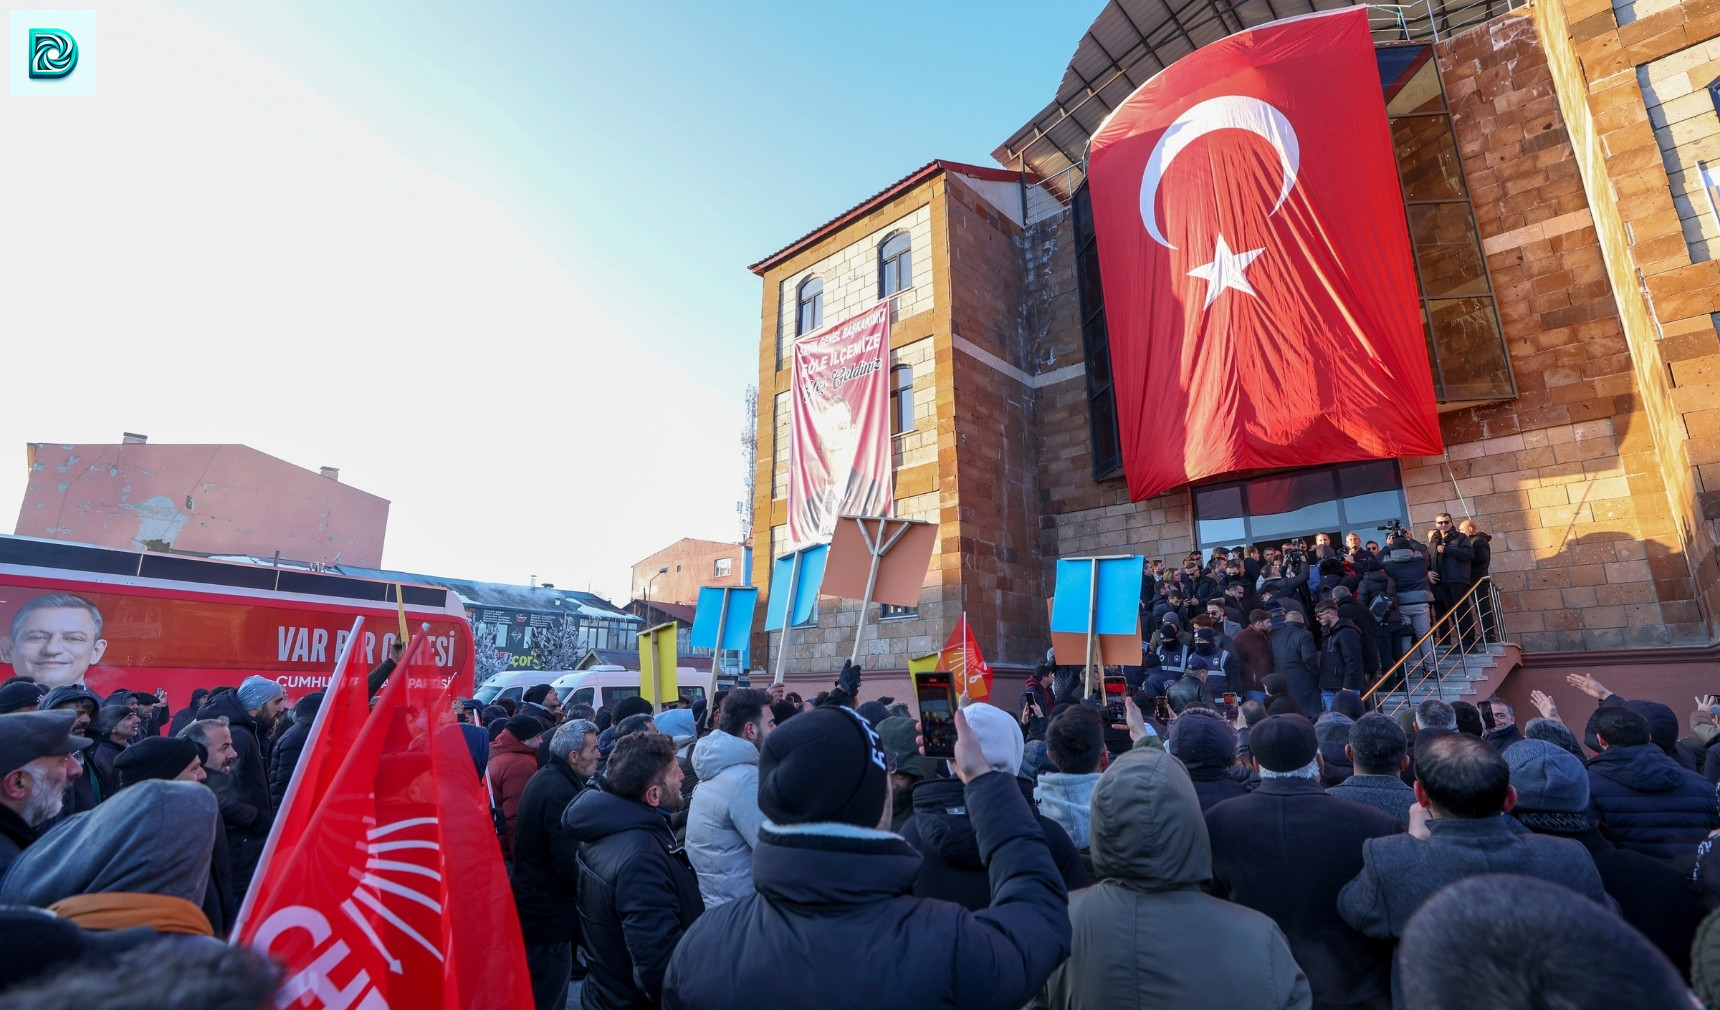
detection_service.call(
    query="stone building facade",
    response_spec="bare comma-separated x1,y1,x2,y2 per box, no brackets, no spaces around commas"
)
748,0,1720,702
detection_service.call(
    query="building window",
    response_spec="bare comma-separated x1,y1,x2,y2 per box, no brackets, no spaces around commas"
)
714,557,732,578
1190,460,1409,551
796,276,824,335
1379,44,1513,403
1070,182,1123,480
891,364,916,435
880,604,918,620
879,232,912,298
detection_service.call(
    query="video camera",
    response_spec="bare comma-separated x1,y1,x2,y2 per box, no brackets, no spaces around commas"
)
1376,519,1407,539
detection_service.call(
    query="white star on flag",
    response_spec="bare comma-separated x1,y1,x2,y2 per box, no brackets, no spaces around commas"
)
1187,235,1264,309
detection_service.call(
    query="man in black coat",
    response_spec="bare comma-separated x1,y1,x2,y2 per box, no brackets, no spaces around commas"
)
661,705,1071,1010
562,731,701,1010
1425,513,1474,645
1206,715,1401,1010
1331,587,1381,686
1315,601,1365,710
1586,706,1719,869
1507,739,1704,975
514,718,599,1010
266,690,321,810
1268,611,1321,716
196,682,283,894
1017,664,1056,742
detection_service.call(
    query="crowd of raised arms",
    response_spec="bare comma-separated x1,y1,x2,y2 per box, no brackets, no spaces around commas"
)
1,574,1719,1009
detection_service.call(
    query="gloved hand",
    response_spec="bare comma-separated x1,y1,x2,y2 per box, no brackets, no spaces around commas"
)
837,660,862,698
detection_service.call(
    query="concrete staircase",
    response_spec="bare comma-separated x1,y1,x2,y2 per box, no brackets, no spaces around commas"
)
1371,642,1522,715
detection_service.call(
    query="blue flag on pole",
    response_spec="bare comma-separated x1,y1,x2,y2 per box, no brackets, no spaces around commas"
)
764,544,827,631
691,586,758,651
1050,556,1144,635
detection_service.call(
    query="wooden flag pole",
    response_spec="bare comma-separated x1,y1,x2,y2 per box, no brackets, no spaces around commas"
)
1083,559,1100,699
773,551,801,686
850,518,915,665
709,587,729,688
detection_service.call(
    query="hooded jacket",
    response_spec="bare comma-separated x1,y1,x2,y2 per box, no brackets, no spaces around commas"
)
0,779,217,912
511,745,589,946
1035,771,1102,850
661,771,1071,1010
1205,778,1401,1010
486,729,541,860
563,787,703,1010
901,776,1090,911
1268,623,1322,716
1041,748,1311,1010
1586,743,1720,866
1167,713,1248,812
685,729,765,908
267,691,322,810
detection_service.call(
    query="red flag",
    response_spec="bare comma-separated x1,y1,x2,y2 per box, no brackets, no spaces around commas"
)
1086,9,1443,502
941,614,992,701
237,638,532,1010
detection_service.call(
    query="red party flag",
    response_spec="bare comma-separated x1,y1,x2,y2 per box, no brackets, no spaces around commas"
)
941,614,992,701
1086,8,1443,502
235,637,531,1010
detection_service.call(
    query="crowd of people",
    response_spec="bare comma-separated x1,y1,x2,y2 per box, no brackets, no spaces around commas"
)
0,577,1717,1009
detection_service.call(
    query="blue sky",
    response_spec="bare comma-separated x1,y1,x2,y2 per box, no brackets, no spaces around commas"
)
1,1,1099,600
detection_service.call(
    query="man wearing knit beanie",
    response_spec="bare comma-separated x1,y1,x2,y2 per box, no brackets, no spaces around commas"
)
663,704,1072,1010
114,737,205,788
1507,739,1703,973
235,676,285,722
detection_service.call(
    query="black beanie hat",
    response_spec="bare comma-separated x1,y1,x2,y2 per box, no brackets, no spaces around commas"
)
759,706,888,828
113,736,202,788
1251,714,1319,772
506,715,546,742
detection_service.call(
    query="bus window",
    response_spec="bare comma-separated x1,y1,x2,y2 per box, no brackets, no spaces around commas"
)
571,688,594,707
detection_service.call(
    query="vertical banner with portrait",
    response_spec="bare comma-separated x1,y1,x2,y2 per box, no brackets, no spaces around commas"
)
786,301,894,546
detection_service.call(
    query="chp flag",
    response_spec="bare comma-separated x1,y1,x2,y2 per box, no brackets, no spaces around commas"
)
941,614,993,701
236,636,532,1010
1085,8,1443,502
787,300,894,546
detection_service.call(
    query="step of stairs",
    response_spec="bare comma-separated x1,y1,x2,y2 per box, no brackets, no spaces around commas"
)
1372,643,1511,714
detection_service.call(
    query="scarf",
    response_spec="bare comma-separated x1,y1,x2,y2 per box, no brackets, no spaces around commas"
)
48,892,214,936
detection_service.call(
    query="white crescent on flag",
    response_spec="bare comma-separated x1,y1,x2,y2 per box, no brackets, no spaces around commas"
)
1138,95,1301,249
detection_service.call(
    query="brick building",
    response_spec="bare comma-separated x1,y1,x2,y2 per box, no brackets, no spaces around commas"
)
17,435,387,567
749,0,1720,713
629,537,747,607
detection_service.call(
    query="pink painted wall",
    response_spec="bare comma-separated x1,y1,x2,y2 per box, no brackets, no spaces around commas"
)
16,443,389,566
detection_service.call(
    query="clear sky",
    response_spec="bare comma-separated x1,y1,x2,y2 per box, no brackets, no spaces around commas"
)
1,0,1099,601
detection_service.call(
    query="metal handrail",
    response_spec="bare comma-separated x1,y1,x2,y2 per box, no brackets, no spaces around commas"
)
1360,575,1504,714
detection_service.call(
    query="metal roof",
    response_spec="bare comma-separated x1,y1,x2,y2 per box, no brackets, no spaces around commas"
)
993,0,1518,198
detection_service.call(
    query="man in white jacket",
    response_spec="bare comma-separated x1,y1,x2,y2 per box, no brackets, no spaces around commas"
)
686,689,776,907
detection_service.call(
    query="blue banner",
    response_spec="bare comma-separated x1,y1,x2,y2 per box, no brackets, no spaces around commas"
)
1050,556,1144,636
764,544,827,631
690,586,758,652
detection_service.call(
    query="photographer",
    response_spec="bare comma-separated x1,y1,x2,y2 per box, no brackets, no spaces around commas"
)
1426,513,1474,647
1020,663,1056,742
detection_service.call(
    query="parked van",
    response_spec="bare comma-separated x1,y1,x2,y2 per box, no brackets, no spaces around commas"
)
475,665,712,711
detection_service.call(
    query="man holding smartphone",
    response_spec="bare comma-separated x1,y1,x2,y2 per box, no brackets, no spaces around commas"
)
1020,663,1056,741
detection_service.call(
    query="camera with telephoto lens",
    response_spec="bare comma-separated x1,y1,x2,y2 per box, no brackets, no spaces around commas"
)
1376,519,1407,539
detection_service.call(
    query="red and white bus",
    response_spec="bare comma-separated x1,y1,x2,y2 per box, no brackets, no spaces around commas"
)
0,534,474,710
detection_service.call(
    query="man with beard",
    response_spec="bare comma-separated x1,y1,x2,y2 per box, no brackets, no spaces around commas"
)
562,732,702,1010
40,685,103,814
0,710,89,876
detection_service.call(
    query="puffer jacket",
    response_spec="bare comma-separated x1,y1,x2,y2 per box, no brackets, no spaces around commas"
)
1035,772,1101,851
685,730,764,908
1587,743,1719,867
1318,619,1365,693
1167,711,1248,812
1040,748,1311,1010
486,730,541,860
661,771,1071,1010
901,776,1090,911
563,787,703,1010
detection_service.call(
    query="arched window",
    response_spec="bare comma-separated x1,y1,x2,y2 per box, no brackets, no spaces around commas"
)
796,276,824,335
879,232,912,298
891,364,915,435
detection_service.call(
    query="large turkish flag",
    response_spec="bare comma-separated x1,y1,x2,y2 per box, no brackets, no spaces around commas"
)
1086,8,1442,502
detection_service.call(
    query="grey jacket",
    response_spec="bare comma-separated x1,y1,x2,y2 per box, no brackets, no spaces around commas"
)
1040,748,1311,1010
1337,815,1606,938
1034,772,1101,851
1327,774,1416,826
0,779,217,906
685,730,764,908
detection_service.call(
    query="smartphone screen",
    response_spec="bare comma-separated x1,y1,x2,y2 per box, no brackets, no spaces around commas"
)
1480,701,1497,731
915,671,958,759
1103,675,1127,723
1221,691,1239,721
1153,695,1173,722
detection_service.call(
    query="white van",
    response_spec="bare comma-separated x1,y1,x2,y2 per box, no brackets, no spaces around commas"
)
474,665,713,711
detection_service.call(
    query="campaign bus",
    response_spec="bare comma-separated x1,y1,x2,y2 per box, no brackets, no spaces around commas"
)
0,534,474,709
